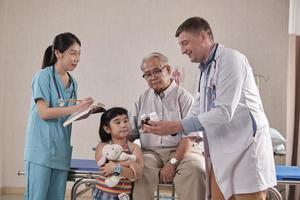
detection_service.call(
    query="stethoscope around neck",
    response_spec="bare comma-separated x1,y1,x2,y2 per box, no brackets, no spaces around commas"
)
198,43,219,93
52,66,76,107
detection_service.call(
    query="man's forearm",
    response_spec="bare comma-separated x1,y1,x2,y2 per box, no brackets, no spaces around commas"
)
174,138,193,161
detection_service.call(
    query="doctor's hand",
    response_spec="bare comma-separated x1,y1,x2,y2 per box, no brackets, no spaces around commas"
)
160,163,176,183
142,120,183,136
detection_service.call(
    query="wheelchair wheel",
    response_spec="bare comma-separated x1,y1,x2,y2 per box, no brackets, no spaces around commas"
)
266,187,283,200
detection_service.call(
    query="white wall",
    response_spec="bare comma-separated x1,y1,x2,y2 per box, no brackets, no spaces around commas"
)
0,64,3,187
0,0,5,189
289,0,300,34
0,0,289,188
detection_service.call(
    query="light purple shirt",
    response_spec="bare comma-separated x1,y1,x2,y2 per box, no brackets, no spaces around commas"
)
130,81,194,150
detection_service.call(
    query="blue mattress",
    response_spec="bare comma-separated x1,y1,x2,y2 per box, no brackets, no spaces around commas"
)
70,159,99,172
276,165,300,180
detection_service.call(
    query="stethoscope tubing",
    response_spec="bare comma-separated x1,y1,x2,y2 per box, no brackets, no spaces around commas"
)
52,66,76,107
198,43,219,93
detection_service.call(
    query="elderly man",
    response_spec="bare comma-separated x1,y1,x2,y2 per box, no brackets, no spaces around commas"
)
130,52,206,200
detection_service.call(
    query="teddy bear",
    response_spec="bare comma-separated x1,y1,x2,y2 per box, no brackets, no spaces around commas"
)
97,143,136,188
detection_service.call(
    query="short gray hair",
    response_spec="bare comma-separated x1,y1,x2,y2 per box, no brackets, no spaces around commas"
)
140,52,168,71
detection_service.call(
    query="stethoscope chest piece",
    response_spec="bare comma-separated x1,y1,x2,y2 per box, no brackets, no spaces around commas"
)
57,98,65,107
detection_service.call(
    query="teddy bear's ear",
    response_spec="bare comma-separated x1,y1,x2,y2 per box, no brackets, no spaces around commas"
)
97,156,107,166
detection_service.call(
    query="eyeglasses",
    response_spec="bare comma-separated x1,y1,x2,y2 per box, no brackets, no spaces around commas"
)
142,65,167,80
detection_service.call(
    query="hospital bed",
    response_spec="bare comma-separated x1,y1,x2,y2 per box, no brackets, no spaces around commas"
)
68,159,177,200
68,159,99,200
18,159,300,200
67,159,300,200
17,159,99,200
276,165,300,185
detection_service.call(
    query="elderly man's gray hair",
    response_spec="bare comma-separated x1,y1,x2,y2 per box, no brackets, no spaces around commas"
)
140,52,168,71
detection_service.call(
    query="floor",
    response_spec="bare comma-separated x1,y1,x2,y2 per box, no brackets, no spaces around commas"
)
0,194,91,200
0,181,176,200
0,187,176,200
0,195,22,200
0,194,175,200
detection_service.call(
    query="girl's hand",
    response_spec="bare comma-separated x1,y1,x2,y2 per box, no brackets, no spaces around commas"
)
100,161,116,177
76,97,94,112
118,160,133,167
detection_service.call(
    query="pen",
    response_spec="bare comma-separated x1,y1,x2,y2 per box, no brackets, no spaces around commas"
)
66,99,82,103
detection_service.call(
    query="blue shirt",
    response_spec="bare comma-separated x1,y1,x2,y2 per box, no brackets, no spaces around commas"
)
24,66,77,170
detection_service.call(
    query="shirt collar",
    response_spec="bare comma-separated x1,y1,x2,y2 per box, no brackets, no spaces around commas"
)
152,80,177,99
199,43,217,70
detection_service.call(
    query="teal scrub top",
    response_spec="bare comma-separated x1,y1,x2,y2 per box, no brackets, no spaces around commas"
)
24,66,78,170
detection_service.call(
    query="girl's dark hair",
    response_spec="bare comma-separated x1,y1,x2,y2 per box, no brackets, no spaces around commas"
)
99,107,128,142
42,32,81,69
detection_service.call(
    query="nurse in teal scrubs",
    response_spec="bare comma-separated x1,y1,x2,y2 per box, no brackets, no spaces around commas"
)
24,32,94,200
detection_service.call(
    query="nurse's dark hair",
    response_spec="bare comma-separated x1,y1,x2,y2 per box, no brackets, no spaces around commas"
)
99,107,128,143
41,32,81,69
175,17,214,41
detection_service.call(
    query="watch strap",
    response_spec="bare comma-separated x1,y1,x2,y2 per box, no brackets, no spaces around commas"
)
112,164,121,176
169,157,178,166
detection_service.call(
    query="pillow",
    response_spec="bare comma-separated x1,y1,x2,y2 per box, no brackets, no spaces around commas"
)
270,128,286,145
269,128,286,154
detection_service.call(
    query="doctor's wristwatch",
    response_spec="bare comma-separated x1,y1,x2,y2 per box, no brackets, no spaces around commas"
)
112,164,121,176
169,157,179,166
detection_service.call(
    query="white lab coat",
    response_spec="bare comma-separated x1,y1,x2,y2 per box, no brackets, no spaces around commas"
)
192,44,276,199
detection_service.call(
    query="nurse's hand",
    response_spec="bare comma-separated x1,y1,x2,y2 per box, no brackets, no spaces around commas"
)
143,120,183,136
76,97,94,112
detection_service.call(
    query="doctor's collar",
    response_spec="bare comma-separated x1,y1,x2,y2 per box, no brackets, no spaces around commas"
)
200,43,218,67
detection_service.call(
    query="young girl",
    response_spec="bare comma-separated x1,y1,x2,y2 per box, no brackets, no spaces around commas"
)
94,107,143,200
24,32,94,200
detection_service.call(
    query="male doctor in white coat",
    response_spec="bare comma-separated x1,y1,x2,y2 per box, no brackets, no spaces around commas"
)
143,17,276,200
